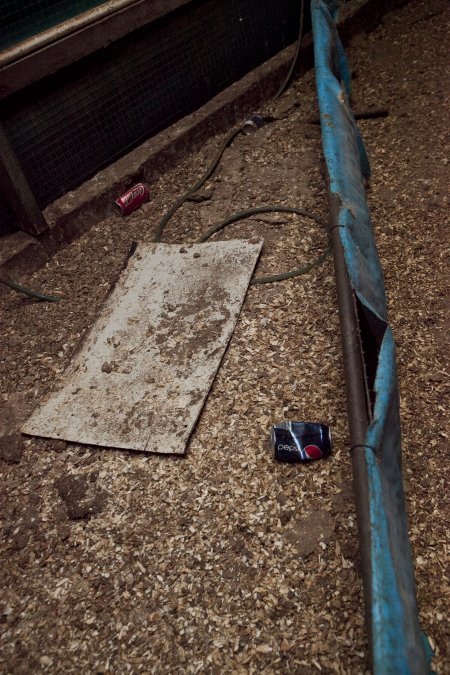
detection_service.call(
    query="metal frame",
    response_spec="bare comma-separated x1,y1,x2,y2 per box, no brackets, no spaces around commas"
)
0,0,193,99
0,122,47,234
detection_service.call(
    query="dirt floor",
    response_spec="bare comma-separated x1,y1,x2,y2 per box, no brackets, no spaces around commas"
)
0,0,448,672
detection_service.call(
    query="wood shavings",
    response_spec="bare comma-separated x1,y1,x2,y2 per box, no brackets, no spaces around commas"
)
0,0,448,672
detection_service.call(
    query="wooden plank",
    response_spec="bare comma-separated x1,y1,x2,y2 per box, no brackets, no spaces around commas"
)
22,240,262,454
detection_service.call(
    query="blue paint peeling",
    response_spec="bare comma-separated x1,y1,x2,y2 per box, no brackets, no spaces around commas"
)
311,1,431,672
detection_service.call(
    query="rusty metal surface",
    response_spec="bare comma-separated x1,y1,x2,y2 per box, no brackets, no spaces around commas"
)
22,240,262,453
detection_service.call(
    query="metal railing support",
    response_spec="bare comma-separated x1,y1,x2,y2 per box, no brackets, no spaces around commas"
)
0,123,47,235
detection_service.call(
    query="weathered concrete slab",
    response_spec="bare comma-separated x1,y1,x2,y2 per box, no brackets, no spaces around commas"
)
22,240,262,454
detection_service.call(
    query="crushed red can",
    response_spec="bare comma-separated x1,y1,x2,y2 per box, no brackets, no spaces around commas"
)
115,183,149,216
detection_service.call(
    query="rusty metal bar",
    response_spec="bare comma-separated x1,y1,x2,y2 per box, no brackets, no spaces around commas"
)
327,188,373,655
0,123,47,235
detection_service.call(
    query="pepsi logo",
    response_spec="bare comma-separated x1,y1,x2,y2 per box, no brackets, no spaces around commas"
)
304,444,322,459
277,444,297,453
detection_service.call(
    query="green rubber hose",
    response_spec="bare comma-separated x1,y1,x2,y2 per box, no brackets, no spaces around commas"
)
153,126,243,242
196,205,330,285
274,0,306,100
0,277,61,302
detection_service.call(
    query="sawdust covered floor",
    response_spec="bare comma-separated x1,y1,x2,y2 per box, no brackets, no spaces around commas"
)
0,0,448,671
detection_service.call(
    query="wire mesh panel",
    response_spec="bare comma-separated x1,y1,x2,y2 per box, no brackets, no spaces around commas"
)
0,0,109,50
1,0,300,221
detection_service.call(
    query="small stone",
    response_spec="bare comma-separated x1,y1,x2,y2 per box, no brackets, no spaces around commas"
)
58,525,70,541
187,189,214,202
55,473,107,520
101,362,113,373
0,433,24,464
280,510,293,526
52,440,67,453
14,531,29,549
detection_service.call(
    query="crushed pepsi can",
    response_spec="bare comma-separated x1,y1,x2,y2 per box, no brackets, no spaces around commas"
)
115,183,149,216
270,421,332,463
242,113,265,135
